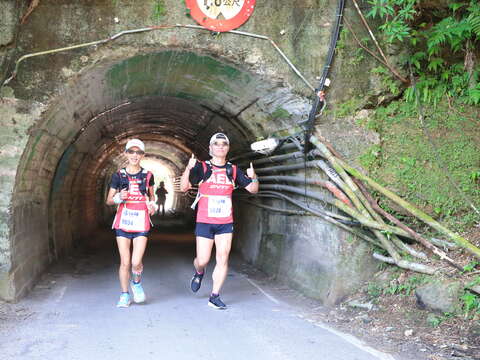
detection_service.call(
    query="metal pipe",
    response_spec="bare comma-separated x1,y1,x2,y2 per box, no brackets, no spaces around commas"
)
249,191,381,247
230,142,300,162
259,183,333,205
238,199,309,216
245,192,340,221
259,175,327,187
2,24,315,91
255,160,320,175
258,175,352,206
239,149,321,167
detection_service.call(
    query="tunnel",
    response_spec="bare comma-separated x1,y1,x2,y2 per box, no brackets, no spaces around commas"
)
9,49,339,300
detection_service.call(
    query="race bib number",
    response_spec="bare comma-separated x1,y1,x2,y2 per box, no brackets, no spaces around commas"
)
207,196,232,218
119,208,146,231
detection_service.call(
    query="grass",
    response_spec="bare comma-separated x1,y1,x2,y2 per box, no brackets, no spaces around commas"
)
152,0,167,21
356,99,480,231
384,274,429,296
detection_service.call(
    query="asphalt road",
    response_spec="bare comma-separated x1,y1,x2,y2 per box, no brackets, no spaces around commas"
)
1,233,397,360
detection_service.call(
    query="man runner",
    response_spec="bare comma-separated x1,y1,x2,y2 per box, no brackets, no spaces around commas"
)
180,133,259,309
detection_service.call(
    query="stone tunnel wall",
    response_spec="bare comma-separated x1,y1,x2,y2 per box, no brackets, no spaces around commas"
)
1,0,384,302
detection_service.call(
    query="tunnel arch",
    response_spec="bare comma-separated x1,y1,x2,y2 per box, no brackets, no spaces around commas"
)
9,49,311,299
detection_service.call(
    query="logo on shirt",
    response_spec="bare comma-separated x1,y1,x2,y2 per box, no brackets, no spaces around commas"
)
206,171,233,190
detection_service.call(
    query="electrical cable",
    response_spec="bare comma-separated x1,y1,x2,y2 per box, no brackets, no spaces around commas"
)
303,0,345,151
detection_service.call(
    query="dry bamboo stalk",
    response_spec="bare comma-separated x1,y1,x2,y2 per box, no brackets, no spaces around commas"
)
373,253,437,275
255,191,384,249
334,156,480,259
334,199,411,237
317,160,365,212
355,178,464,271
467,285,480,295
373,230,402,263
313,138,402,262
312,134,463,267
319,142,424,258
309,135,469,272
430,238,457,249
390,237,427,259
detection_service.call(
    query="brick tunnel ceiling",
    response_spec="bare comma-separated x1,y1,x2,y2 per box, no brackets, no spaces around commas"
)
76,96,253,168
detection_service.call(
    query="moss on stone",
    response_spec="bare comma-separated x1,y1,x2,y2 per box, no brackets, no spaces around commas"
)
106,51,249,100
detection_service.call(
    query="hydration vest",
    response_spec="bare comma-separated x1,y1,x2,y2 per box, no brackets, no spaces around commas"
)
201,161,237,183
118,168,151,196
193,161,237,224
112,168,153,233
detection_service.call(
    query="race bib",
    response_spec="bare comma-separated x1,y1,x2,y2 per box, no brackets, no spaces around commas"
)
207,196,232,218
119,207,146,231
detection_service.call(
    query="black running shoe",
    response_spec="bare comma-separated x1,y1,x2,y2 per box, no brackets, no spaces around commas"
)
208,294,227,310
190,272,204,293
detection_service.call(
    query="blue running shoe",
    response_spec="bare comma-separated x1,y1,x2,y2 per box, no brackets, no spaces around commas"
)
130,281,146,303
116,292,131,308
190,272,204,293
208,294,227,310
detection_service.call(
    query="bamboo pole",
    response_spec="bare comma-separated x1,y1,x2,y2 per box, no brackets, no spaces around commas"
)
355,178,463,271
254,191,384,249
311,134,464,267
312,138,402,262
334,157,480,259
373,253,437,275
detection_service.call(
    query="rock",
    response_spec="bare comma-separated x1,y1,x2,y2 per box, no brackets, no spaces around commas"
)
356,314,372,324
469,324,480,338
353,109,372,121
415,281,462,314
0,1,17,46
347,300,374,311
0,86,15,98
404,329,414,337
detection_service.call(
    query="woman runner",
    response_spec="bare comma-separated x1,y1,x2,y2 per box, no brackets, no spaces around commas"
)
106,139,157,307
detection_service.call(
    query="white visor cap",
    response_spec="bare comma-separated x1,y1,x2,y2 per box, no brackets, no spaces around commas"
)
209,133,230,145
125,139,145,152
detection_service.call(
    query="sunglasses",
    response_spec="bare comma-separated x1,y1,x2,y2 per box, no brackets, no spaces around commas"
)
126,149,145,155
212,141,229,147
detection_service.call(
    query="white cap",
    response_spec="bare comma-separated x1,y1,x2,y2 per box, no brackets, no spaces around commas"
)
125,139,145,152
209,133,229,145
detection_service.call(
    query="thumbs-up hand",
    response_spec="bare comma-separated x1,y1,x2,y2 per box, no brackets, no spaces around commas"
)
120,188,129,200
187,153,197,170
247,162,256,179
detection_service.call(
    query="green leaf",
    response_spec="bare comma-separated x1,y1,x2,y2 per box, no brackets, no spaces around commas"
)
449,3,466,12
427,58,444,72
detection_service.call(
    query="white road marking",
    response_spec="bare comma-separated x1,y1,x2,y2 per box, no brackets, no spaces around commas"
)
243,274,396,360
310,319,397,360
243,276,280,305
55,286,67,303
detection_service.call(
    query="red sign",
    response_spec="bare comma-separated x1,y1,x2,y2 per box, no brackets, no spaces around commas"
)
186,0,256,32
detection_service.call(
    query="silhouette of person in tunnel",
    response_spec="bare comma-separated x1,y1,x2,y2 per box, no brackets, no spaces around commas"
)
155,181,168,216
